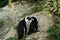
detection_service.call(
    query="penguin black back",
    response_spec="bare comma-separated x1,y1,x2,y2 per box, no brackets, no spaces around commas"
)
28,17,38,34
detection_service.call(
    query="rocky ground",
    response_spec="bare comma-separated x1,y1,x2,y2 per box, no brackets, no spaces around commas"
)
0,3,56,40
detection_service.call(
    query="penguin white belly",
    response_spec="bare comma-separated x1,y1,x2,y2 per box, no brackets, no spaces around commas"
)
26,20,32,34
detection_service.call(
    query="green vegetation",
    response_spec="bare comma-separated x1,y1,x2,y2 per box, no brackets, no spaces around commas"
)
6,37,26,40
47,9,60,40
0,19,4,24
47,0,60,40
47,16,60,40
0,19,4,27
6,37,19,40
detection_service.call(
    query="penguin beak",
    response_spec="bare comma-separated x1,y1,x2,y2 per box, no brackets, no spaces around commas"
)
27,17,31,20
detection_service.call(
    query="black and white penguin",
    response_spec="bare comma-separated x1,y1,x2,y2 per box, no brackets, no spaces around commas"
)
17,16,38,39
17,16,31,39
28,17,38,34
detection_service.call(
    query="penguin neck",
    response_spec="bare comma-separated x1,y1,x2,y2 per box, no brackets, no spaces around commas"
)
25,18,28,23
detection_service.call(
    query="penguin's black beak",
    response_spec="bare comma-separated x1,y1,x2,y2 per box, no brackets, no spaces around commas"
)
27,17,31,20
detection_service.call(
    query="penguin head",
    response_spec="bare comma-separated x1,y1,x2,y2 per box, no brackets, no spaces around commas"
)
30,17,37,21
25,16,31,22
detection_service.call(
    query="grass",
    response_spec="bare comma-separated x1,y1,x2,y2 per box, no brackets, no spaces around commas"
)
47,0,60,40
6,37,19,40
0,19,4,24
0,19,4,27
47,18,60,40
47,7,60,40
6,37,27,40
45,0,60,40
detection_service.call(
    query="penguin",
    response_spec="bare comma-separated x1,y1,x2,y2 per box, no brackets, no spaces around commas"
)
28,17,38,34
17,16,31,39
